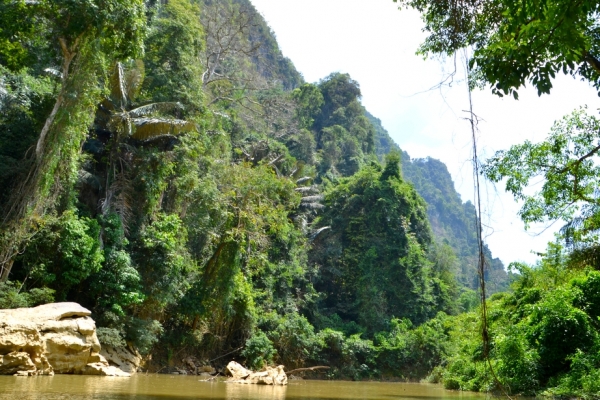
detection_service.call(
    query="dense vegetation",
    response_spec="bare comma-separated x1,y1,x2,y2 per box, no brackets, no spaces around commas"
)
396,0,600,395
370,113,509,294
0,0,495,374
2,0,599,396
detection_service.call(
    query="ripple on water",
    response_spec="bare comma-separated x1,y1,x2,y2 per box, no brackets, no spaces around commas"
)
0,374,491,400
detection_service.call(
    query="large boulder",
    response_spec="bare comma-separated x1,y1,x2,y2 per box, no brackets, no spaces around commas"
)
0,302,128,376
100,344,142,374
226,361,287,385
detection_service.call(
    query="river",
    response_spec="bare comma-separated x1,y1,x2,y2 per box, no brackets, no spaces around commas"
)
0,375,490,400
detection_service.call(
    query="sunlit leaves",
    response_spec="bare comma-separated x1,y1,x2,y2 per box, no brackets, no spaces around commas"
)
396,0,600,96
484,107,600,239
312,154,437,331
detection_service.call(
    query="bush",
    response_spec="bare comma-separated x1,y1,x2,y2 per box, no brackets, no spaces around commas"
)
0,281,29,309
241,330,277,369
571,270,600,324
268,312,318,369
126,318,163,355
493,329,540,393
376,314,450,379
96,327,126,348
0,281,55,309
313,328,378,380
458,289,479,312
545,348,600,397
18,211,103,299
527,288,596,380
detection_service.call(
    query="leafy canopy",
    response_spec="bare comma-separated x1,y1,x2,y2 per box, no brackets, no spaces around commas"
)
312,153,439,331
395,0,600,97
0,0,146,70
484,107,600,246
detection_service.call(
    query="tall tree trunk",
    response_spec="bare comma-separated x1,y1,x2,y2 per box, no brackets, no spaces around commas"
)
0,37,89,282
35,37,78,161
0,258,13,282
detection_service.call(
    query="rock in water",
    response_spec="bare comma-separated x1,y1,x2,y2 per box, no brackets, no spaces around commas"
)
227,361,252,380
100,345,142,374
0,302,129,376
226,361,287,385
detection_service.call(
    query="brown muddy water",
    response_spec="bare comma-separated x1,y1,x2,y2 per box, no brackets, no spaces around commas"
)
0,374,491,400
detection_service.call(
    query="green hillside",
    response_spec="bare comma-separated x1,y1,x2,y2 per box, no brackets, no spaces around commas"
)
7,0,584,390
368,112,509,293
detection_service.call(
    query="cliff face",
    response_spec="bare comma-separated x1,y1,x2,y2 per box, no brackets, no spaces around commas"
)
0,302,129,376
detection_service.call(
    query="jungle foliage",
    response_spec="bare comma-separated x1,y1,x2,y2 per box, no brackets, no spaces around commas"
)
395,0,600,97
0,0,515,386
428,244,600,397
398,0,600,395
370,114,509,294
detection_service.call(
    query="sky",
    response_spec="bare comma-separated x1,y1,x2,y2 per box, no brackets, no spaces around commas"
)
250,0,600,266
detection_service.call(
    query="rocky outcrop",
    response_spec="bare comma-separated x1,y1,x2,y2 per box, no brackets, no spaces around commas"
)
0,302,128,376
226,361,287,385
100,345,142,374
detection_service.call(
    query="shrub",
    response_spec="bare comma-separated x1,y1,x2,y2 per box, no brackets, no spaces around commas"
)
0,281,29,309
268,312,318,369
493,329,540,394
126,318,163,355
0,281,55,309
527,288,596,380
241,330,277,369
571,270,600,324
96,327,126,348
313,328,378,380
18,211,103,299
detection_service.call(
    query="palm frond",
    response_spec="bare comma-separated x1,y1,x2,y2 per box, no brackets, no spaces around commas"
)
310,226,330,241
128,102,183,118
300,202,324,210
99,98,116,113
109,62,127,108
131,118,196,140
295,186,318,194
125,60,145,100
569,245,600,270
101,171,134,234
301,195,324,203
107,113,132,137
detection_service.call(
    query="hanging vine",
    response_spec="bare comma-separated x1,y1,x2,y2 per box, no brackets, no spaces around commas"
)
0,0,145,281
463,48,514,399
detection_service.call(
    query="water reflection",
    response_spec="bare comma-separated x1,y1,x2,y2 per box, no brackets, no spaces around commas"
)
225,382,287,400
0,375,492,400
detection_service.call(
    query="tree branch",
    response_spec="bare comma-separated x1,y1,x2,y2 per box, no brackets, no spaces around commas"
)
556,142,600,174
286,366,330,375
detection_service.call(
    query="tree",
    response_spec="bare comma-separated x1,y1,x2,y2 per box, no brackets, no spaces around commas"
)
484,107,600,265
311,153,439,332
0,0,146,281
395,0,600,97
176,162,307,355
86,60,198,234
199,0,267,111
0,0,146,160
309,73,376,179
143,0,204,108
